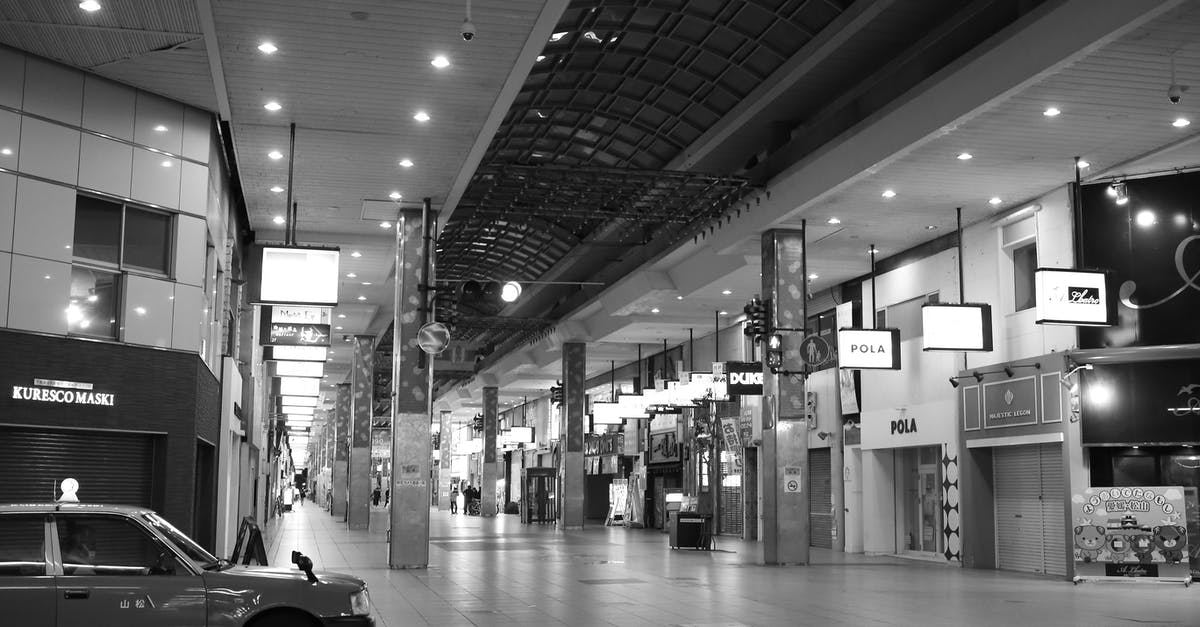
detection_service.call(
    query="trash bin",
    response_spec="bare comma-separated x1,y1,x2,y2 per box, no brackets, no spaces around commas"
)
669,512,711,550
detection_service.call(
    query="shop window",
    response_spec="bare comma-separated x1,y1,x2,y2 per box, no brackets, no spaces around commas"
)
123,208,172,274
0,514,46,576
1112,454,1157,486
73,196,122,264
1013,242,1037,311
73,194,173,276
68,266,120,339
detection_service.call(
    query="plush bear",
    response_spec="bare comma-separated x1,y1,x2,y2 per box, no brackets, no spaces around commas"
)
1130,533,1155,564
1153,525,1187,564
1106,532,1131,563
1074,525,1106,562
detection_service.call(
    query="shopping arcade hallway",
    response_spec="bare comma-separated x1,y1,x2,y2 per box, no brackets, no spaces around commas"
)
264,504,1198,626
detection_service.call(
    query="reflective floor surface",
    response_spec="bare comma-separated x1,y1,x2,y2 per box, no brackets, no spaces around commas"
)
265,503,1199,626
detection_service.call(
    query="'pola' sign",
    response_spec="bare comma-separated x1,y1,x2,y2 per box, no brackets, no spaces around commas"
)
12,378,115,407
837,328,901,370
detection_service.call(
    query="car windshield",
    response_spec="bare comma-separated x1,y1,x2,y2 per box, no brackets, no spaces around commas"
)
141,513,219,566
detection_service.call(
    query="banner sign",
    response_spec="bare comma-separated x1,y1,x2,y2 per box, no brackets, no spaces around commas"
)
837,328,901,370
1035,268,1116,326
836,302,860,414
724,361,764,396
1072,486,1190,581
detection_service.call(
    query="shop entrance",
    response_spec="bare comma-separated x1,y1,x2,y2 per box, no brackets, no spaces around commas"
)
994,443,1065,576
896,445,943,556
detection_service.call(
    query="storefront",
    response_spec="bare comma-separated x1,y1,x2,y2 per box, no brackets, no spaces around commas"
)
958,356,1075,578
646,412,683,529
0,330,220,545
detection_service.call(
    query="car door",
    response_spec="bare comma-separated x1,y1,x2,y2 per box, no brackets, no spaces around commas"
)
53,513,206,627
0,512,56,627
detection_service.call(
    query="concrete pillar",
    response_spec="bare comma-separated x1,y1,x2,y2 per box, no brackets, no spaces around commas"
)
482,387,498,516
561,342,585,528
332,383,351,521
437,410,453,510
388,204,434,569
761,228,810,565
831,428,845,552
348,336,374,529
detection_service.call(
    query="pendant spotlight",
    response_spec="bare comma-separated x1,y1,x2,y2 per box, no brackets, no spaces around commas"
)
1106,181,1129,206
500,281,522,303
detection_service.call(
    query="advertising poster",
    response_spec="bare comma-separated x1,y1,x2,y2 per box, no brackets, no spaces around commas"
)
1071,486,1190,581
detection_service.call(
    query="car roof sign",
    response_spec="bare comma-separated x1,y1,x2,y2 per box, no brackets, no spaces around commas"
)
57,478,80,503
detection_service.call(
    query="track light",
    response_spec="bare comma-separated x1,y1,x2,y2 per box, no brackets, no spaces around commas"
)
1107,182,1129,206
973,371,985,383
1003,363,1042,378
949,377,961,389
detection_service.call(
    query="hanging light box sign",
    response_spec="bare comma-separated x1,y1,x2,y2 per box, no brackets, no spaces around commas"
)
280,395,319,407
837,328,901,369
265,346,327,362
592,402,624,425
616,394,650,420
509,426,535,443
271,360,324,378
724,361,764,396
1034,268,1116,326
276,376,320,397
253,245,340,306
921,304,993,351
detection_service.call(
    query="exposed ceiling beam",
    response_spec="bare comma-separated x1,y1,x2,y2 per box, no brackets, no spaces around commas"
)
194,0,231,121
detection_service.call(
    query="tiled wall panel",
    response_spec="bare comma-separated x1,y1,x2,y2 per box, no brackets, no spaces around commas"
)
82,75,136,141
0,252,9,326
172,283,204,352
78,134,133,198
22,57,82,126
0,109,18,167
0,172,14,253
12,178,74,262
17,117,79,185
179,161,208,218
182,108,210,163
7,254,70,334
123,273,175,348
0,48,24,109
133,91,184,155
174,215,206,287
131,148,181,209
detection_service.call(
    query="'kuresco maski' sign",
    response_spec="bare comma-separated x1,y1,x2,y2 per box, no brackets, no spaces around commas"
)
12,378,115,406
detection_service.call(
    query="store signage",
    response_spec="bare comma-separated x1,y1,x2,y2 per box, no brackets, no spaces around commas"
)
1072,486,1190,582
921,304,993,351
891,416,917,434
264,345,327,362
267,323,331,347
11,378,115,407
982,378,1037,428
837,328,901,370
256,245,340,305
724,361,764,395
1082,361,1200,445
268,305,331,325
1035,268,1116,326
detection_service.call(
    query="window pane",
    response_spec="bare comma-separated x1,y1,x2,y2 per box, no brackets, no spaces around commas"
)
123,209,172,273
69,267,119,339
59,515,179,577
0,514,45,576
1014,243,1037,311
73,196,122,264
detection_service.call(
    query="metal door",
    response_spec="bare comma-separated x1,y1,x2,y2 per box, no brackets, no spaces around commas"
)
994,443,1064,575
809,448,832,548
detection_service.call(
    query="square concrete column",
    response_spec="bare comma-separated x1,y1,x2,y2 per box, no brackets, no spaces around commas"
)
561,342,585,529
761,228,810,565
482,387,498,516
332,383,351,521
388,204,434,568
437,410,453,510
348,336,374,530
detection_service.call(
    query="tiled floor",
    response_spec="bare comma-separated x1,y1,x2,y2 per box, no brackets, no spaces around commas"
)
266,503,1199,626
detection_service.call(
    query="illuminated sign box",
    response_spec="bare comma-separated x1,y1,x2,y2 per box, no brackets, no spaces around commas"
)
265,346,327,362
272,361,324,378
280,395,319,407
837,328,901,370
281,405,315,415
591,402,624,425
509,426,534,443
921,304,993,351
1034,268,1116,326
724,362,764,396
616,394,650,420
255,245,340,306
277,376,320,397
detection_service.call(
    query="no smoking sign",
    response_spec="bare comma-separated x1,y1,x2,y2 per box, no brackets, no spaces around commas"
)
783,466,802,494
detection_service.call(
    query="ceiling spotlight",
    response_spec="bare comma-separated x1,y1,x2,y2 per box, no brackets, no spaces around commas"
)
721,289,732,295
337,313,347,318
264,101,282,111
361,282,372,286
160,160,173,168
413,111,430,122
268,150,283,160
273,215,285,224
345,273,356,279
1136,209,1156,227
500,281,522,303
948,377,960,389
676,295,683,300
350,251,362,258
0,148,12,156
972,371,984,383
431,55,450,68
1109,182,1129,206
1043,107,1061,117
808,273,818,280
881,189,896,198
1077,160,1090,169
989,197,1002,206
1174,117,1191,128
79,0,101,11
957,152,973,160
153,124,168,132
270,185,284,193
398,159,414,168
650,307,660,314
827,217,841,225
258,42,278,54
925,225,938,230
388,191,402,200
357,295,367,301
379,222,391,228
719,310,728,315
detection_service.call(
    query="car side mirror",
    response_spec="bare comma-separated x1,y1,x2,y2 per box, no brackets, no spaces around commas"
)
290,550,317,583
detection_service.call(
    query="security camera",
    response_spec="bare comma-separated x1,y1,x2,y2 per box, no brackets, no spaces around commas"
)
461,19,476,41
1169,83,1183,104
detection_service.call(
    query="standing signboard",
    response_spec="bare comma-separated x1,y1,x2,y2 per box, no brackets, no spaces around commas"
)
1071,486,1191,583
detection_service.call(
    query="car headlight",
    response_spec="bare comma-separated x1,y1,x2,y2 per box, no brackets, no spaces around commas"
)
350,588,371,616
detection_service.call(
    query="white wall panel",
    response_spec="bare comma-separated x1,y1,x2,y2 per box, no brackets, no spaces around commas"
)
21,57,83,126
133,91,184,155
17,117,79,185
78,134,133,198
172,283,204,352
12,178,74,262
0,109,19,169
82,75,136,141
131,148,181,209
0,48,24,110
123,273,174,348
0,252,9,326
7,254,70,334
0,172,13,254
179,161,208,217
182,108,211,164
174,215,206,287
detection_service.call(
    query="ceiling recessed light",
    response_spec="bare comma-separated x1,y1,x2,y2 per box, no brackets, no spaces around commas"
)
676,295,683,300
881,189,896,198
536,55,546,62
264,101,282,111
270,185,284,193
268,150,283,160
160,160,173,168
346,273,356,278
1077,160,1090,169
651,308,660,314
956,152,973,160
925,225,939,230
361,282,372,286
1173,117,1191,128
351,251,362,258
388,191,402,200
413,111,430,122
398,159,414,168
337,313,347,318
1043,107,1061,117
1,147,13,156
989,197,1002,206
357,295,367,301
258,42,278,54
719,310,728,315
827,217,841,225
134,307,147,315
808,273,818,280
379,222,391,228
272,215,285,224
79,0,101,12
869,247,880,255
431,55,450,68
721,289,732,295
153,124,168,132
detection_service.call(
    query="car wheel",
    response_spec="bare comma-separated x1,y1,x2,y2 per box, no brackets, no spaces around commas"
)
248,608,321,627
